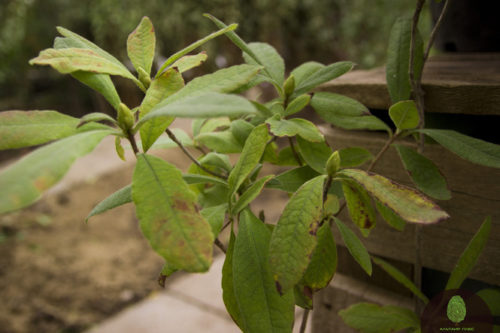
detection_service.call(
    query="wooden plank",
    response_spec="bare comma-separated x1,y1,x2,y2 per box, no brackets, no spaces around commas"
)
323,126,500,286
317,53,500,115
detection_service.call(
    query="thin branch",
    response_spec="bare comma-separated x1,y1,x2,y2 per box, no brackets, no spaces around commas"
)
367,132,399,171
424,0,452,64
214,238,227,254
166,128,226,179
288,137,303,166
127,130,140,156
299,309,310,333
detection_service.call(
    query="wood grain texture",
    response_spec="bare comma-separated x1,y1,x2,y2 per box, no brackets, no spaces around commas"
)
317,53,500,115
323,126,500,286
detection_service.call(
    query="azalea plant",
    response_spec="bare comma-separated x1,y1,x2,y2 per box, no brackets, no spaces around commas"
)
0,11,499,333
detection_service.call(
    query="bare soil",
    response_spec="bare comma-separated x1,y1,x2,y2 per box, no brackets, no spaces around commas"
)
0,166,166,333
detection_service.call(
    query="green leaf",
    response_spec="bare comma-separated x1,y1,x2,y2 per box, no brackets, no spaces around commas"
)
476,289,500,316
233,210,295,332
243,42,285,86
275,146,302,166
78,112,117,128
290,61,324,88
446,217,492,290
182,174,228,187
199,184,230,208
301,222,338,291
199,117,231,134
171,52,208,73
375,200,406,231
54,37,121,109
284,94,311,117
230,119,255,145
163,64,261,105
311,92,390,131
417,129,500,168
132,154,214,272
389,100,420,130
156,23,237,78
0,130,111,214
200,204,227,238
269,175,327,294
337,169,449,224
232,175,274,214
334,218,372,275
159,261,178,281
127,16,155,76
0,110,107,150
221,228,243,329
266,166,320,193
30,48,137,82
296,136,332,174
386,17,424,103
372,256,429,304
115,137,126,161
447,295,467,323
196,131,243,153
228,124,270,194
266,116,324,142
138,93,256,126
394,144,451,200
138,68,185,151
293,61,354,97
342,181,376,235
339,303,420,333
86,185,132,222
199,152,232,173
338,147,374,168
294,283,313,310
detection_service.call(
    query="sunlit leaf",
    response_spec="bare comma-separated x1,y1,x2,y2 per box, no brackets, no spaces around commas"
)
86,184,132,222
0,130,111,214
389,100,420,130
132,154,214,272
269,175,326,294
334,218,372,275
233,210,295,332
336,169,449,224
446,217,492,290
228,124,270,194
243,42,285,86
266,116,324,142
127,16,155,76
0,110,108,150
284,94,311,117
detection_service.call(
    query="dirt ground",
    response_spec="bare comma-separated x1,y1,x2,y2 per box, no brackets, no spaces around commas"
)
0,163,172,333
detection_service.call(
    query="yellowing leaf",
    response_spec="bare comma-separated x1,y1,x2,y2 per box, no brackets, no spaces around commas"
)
127,16,156,76
132,154,214,272
337,169,449,224
171,52,208,73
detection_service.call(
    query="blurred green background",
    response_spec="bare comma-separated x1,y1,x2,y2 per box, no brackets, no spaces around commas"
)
0,0,430,116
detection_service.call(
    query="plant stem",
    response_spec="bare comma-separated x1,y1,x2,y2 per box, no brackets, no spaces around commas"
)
288,137,303,166
214,238,227,253
165,128,226,179
299,309,310,333
424,0,452,64
127,130,140,156
367,132,399,171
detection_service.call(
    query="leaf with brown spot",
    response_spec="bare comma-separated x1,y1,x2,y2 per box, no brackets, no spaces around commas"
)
342,180,376,236
127,16,155,76
268,175,326,294
0,130,111,214
336,169,449,224
132,154,214,272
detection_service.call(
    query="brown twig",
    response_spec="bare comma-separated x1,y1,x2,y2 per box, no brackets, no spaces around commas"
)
166,128,226,179
127,130,140,156
214,238,227,254
299,309,310,333
366,132,399,171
